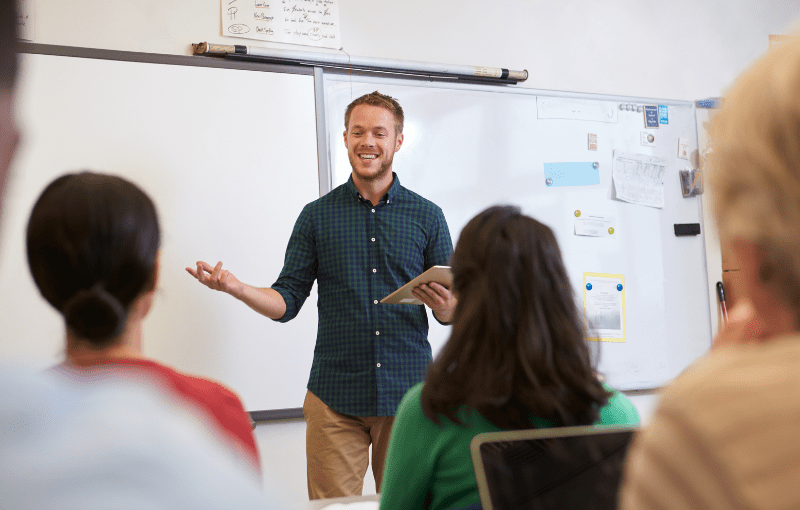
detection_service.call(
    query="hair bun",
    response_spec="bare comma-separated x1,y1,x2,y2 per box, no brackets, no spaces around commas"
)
62,283,127,343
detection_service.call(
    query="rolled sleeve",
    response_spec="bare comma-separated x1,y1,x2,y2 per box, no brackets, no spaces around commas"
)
271,205,318,323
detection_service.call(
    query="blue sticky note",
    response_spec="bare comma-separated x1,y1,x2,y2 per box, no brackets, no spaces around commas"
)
644,105,659,128
658,105,668,125
543,162,600,187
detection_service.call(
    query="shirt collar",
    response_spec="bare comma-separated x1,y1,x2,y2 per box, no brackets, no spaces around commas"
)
346,172,401,205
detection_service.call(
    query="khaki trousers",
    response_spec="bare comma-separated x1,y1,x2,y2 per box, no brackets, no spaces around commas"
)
303,390,395,500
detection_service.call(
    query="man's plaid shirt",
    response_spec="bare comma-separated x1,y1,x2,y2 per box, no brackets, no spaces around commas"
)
272,174,452,416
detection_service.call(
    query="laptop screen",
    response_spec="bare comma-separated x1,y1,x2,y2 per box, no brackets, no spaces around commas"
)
470,425,636,510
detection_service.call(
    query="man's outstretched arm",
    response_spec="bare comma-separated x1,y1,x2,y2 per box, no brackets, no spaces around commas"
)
186,261,286,321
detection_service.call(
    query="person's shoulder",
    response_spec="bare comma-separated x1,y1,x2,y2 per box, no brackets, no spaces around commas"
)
143,360,244,407
399,381,425,407
661,335,800,419
299,182,349,215
598,384,640,426
0,368,274,509
395,382,427,420
623,337,800,510
395,184,443,212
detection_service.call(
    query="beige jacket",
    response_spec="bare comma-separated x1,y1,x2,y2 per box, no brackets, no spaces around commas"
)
620,335,800,510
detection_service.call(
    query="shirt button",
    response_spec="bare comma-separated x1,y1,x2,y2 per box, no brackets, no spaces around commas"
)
372,268,376,273
377,363,382,368
371,237,376,242
373,300,378,304
376,331,380,336
371,209,375,213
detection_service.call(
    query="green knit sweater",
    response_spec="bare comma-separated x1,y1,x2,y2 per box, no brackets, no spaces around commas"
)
379,382,640,510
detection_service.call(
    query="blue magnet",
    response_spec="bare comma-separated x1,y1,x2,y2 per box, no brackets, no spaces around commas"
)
617,284,623,291
586,283,592,290
546,177,553,186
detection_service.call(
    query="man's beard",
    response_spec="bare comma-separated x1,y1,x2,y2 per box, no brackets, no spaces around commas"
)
351,154,393,182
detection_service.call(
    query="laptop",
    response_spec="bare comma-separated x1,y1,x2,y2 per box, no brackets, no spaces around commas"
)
470,425,637,510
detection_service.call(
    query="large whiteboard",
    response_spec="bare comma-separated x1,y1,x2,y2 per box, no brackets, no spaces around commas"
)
0,49,320,412
323,74,713,390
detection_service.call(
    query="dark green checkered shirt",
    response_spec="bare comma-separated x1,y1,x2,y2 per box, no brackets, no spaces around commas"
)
271,174,453,417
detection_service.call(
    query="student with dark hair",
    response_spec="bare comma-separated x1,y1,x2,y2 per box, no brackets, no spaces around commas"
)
25,171,260,473
379,205,639,510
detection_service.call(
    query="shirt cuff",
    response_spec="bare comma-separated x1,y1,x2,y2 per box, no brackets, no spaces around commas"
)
432,310,451,326
270,286,297,323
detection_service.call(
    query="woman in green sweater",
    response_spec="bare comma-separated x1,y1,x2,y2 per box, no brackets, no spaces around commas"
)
380,205,639,510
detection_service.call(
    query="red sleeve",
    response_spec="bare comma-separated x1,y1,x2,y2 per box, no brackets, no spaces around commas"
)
135,361,261,473
57,358,261,474
204,381,261,470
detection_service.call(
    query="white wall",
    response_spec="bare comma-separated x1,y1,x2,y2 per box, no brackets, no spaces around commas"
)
15,0,800,504
29,0,800,100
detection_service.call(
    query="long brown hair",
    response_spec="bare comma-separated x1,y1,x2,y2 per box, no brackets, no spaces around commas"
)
421,205,610,429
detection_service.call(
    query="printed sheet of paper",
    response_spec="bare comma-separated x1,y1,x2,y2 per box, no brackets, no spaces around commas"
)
678,137,690,159
583,273,625,342
16,0,33,41
536,97,618,123
612,151,668,209
574,212,616,237
222,0,341,49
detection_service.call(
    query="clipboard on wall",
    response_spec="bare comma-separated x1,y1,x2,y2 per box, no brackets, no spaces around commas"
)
380,266,453,305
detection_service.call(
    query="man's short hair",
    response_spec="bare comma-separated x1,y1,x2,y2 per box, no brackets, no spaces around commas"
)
0,0,20,91
344,91,404,134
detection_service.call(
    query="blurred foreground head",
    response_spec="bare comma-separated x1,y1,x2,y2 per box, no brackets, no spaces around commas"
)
709,37,800,324
0,0,21,225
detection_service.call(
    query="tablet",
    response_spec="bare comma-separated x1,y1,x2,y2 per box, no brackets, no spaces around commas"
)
380,266,452,305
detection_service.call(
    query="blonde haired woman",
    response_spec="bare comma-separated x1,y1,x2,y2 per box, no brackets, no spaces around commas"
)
621,38,800,510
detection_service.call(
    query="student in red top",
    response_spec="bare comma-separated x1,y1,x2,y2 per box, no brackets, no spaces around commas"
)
25,171,260,473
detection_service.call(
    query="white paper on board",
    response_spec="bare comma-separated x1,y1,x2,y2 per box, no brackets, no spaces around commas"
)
537,97,618,123
612,151,668,209
221,0,341,49
678,137,690,159
16,0,33,41
574,213,616,237
585,274,624,340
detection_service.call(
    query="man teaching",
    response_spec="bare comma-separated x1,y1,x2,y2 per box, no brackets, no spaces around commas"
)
188,91,456,499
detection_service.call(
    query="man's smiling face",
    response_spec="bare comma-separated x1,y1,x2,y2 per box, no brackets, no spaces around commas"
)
343,104,403,184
